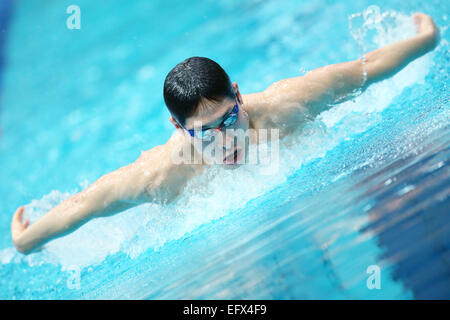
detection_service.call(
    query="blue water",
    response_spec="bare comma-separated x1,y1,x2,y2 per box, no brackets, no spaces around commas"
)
0,0,449,299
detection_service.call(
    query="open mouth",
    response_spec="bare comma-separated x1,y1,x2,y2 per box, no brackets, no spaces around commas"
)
223,148,242,165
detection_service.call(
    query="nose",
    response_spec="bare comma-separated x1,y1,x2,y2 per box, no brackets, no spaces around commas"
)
222,129,237,153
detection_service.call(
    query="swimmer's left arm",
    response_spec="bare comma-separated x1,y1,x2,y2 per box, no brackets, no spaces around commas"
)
262,13,439,118
263,59,366,118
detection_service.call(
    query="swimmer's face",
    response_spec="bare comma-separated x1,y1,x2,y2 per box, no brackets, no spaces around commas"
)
171,83,250,167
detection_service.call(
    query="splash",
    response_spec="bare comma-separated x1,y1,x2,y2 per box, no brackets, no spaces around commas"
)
349,6,417,55
0,8,433,269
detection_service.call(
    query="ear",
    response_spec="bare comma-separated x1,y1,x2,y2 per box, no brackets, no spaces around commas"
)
232,82,243,105
169,116,181,129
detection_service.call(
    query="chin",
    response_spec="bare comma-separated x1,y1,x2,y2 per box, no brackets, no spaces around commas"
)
221,162,242,170
221,148,245,168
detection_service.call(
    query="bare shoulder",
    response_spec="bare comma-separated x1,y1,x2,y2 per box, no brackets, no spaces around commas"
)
245,59,365,125
130,132,203,204
242,83,309,134
242,90,276,129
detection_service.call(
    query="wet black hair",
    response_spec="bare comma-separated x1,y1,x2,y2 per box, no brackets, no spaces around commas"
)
163,56,235,126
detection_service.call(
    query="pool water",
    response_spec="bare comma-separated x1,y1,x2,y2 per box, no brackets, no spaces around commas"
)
0,0,449,299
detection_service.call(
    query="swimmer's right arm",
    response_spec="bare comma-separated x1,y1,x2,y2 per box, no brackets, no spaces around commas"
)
11,156,154,254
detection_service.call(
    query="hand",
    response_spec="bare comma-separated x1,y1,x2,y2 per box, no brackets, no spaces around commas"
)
413,13,439,40
11,206,30,251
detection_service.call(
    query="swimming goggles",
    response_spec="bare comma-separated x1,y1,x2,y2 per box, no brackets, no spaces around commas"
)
183,99,239,140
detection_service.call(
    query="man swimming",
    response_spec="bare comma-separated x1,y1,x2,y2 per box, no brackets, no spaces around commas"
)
11,13,439,254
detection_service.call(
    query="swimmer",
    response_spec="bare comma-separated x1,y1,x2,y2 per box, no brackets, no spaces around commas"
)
11,13,439,254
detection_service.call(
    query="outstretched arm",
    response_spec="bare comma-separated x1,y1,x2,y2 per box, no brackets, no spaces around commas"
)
363,13,439,86
263,13,439,118
11,157,151,254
